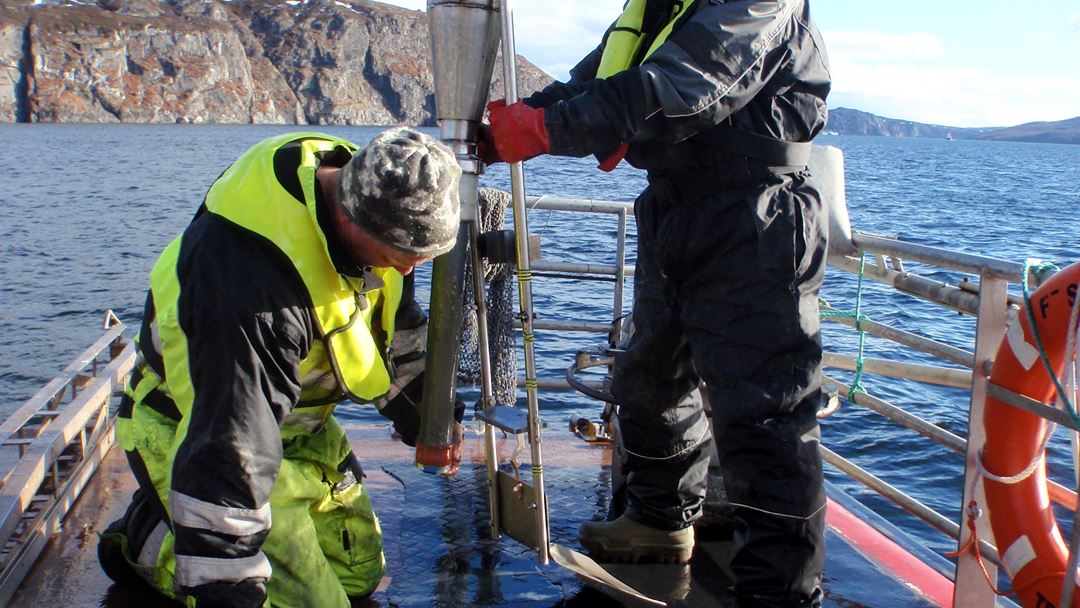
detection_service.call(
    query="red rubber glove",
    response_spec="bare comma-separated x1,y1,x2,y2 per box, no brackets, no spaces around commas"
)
486,99,550,163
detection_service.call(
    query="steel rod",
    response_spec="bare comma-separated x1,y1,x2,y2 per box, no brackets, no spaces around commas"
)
987,382,1080,432
611,207,628,346
822,353,971,388
500,0,549,565
532,260,634,276
820,446,1003,569
830,254,983,317
821,313,975,369
467,219,501,538
824,375,967,453
524,196,633,214
851,232,1025,282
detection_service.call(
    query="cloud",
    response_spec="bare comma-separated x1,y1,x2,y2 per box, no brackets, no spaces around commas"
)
824,31,944,61
1070,12,1080,31
377,0,622,79
823,29,1080,127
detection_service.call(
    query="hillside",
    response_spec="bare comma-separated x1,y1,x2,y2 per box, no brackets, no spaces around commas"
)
826,108,1080,145
0,0,552,125
2,2,1074,143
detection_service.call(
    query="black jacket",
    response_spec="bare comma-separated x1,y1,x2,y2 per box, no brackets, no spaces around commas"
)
526,0,830,173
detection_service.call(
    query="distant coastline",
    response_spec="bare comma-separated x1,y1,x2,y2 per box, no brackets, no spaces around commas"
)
826,108,1080,146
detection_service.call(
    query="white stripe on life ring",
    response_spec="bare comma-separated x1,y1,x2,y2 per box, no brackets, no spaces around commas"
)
1006,307,1039,371
1002,534,1037,578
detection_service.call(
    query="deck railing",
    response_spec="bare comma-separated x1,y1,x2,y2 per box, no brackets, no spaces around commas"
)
0,312,134,607
509,194,1073,607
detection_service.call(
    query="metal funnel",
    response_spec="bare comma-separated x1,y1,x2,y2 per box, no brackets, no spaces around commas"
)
427,0,501,144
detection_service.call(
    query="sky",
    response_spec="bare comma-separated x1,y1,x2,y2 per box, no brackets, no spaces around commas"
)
382,0,1080,128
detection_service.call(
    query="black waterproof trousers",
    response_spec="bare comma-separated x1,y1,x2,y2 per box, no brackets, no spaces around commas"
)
610,164,828,606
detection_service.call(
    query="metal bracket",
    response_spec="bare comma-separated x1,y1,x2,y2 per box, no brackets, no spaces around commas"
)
476,405,529,434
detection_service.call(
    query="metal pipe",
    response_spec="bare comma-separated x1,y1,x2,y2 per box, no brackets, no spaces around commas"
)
533,262,635,277
850,232,1025,282
467,217,501,538
417,221,470,472
611,207,628,346
532,260,634,276
823,375,967,453
525,196,633,214
500,0,550,565
820,446,1003,569
822,353,972,388
524,319,611,333
987,382,1080,432
830,254,983,317
821,313,975,368
419,0,502,473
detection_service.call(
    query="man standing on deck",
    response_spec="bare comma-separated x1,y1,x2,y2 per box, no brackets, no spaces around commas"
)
98,128,464,608
484,0,830,605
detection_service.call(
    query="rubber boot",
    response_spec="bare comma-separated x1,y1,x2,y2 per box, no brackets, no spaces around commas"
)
578,515,694,564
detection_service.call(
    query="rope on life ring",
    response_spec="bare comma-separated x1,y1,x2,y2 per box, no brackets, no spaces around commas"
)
980,260,1080,608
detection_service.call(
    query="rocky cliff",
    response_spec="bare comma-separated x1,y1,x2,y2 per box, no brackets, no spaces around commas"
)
0,0,552,125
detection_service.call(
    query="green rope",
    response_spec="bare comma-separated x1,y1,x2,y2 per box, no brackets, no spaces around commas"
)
1020,258,1077,423
820,254,870,400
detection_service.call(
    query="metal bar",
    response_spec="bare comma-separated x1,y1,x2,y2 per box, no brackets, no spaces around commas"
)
500,0,549,565
524,196,633,214
953,275,1008,607
821,313,975,368
820,446,1002,569
851,232,1025,282
611,207,628,346
986,382,1080,432
822,353,972,388
0,342,134,551
824,375,966,453
0,413,117,607
531,260,634,277
0,324,125,447
524,320,611,333
467,218,501,539
823,378,1079,512
831,254,983,317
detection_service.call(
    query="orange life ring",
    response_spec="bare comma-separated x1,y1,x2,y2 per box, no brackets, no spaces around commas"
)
983,261,1080,608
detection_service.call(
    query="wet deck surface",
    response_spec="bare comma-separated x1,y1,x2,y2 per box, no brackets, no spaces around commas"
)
8,425,946,607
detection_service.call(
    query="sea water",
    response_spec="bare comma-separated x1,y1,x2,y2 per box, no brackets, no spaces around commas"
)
0,123,1077,559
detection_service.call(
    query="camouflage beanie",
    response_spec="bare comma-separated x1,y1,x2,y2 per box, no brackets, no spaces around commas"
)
338,127,461,257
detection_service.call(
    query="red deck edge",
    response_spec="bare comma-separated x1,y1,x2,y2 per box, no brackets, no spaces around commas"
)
826,497,954,607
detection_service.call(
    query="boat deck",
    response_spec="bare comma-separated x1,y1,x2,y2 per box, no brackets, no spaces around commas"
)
7,424,963,607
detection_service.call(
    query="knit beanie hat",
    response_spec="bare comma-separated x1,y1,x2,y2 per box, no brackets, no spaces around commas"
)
337,127,461,257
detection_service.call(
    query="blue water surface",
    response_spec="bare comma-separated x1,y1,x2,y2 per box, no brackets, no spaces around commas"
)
0,124,1078,574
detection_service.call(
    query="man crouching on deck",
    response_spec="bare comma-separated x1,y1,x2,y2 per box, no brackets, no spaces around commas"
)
98,128,464,608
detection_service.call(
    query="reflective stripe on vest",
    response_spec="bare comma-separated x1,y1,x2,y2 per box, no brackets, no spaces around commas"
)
597,0,697,78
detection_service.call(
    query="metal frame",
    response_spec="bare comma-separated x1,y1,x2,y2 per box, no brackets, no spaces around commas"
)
0,312,134,606
485,196,1073,607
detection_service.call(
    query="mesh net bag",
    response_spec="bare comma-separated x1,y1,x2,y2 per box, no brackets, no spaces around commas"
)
457,188,518,407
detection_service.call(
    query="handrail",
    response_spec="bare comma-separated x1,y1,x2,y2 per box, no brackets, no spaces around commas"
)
851,232,1026,282
0,313,135,606
509,194,1076,607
